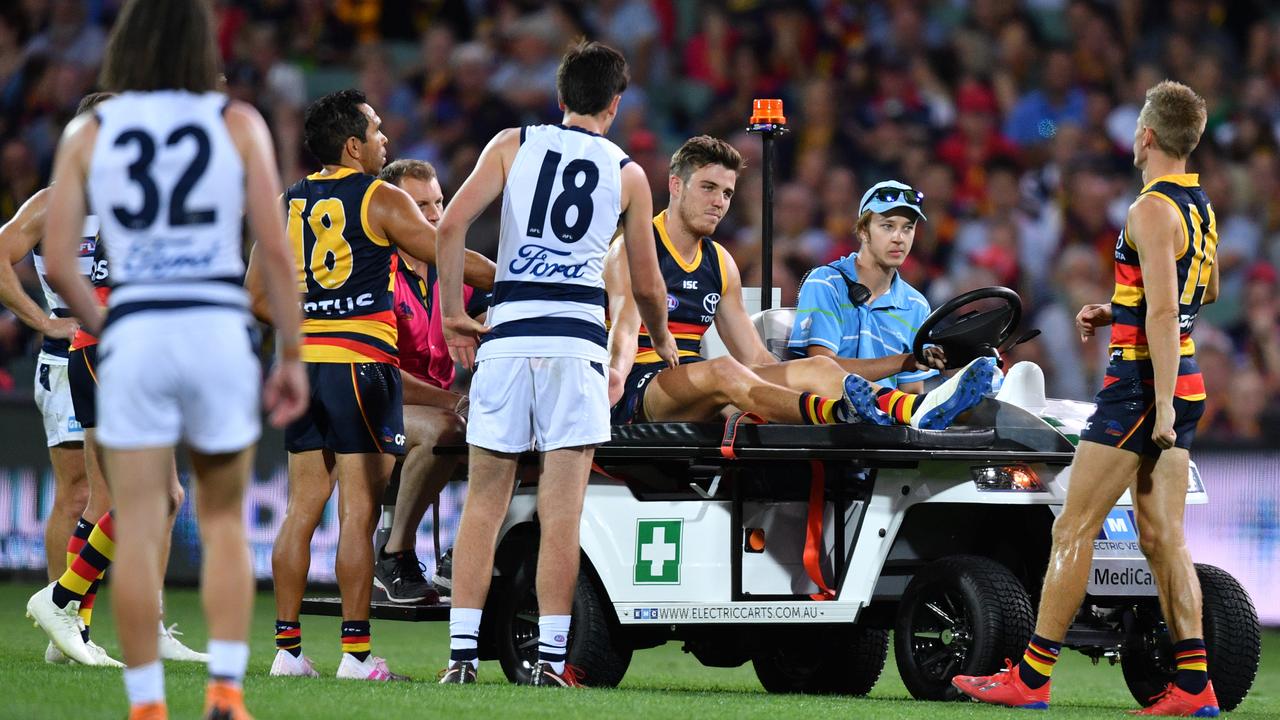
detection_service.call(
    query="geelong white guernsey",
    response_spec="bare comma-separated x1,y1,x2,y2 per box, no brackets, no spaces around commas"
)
86,91,248,325
32,215,99,360
479,124,631,363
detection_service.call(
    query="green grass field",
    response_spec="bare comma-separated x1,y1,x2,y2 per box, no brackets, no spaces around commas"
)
1,581,1275,719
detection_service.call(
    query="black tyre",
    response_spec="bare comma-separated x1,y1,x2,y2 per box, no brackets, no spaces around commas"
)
752,624,889,695
894,555,1035,701
1120,564,1260,712
494,543,632,687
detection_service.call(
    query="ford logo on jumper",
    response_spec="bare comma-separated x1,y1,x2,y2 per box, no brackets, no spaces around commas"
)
509,243,588,279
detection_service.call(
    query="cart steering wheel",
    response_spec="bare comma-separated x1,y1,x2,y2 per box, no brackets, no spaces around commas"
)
913,286,1022,369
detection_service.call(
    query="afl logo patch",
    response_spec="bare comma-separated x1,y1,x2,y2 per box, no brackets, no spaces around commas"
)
702,293,720,315
666,294,679,311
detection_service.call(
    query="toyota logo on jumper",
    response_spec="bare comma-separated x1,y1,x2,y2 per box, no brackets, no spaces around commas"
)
703,293,720,315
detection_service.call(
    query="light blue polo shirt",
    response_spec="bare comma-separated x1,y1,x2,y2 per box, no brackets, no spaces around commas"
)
787,253,936,388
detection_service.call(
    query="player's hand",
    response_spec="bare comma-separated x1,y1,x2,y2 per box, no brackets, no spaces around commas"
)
608,367,624,406
916,345,947,371
649,327,680,369
1152,400,1176,450
443,314,490,370
1075,303,1113,341
41,317,79,340
264,358,308,428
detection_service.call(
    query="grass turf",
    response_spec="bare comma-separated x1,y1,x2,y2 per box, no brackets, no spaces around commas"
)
1,581,1275,719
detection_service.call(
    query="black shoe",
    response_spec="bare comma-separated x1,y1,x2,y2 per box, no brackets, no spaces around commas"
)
528,661,583,687
373,546,439,604
437,661,477,684
432,548,453,595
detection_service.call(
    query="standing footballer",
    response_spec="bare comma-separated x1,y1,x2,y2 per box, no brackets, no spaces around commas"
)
955,80,1220,717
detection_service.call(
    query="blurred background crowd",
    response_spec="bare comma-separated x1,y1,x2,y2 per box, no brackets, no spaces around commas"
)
1,0,1278,444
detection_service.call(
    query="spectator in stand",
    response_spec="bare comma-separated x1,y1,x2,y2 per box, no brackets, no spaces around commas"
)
936,81,1019,213
1030,245,1111,401
489,10,562,123
1004,47,1087,149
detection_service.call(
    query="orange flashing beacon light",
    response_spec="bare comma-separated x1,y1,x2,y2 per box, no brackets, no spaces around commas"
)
750,98,787,125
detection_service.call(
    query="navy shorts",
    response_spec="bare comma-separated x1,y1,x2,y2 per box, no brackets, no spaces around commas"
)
286,362,406,455
1080,355,1205,458
68,346,99,430
610,357,703,425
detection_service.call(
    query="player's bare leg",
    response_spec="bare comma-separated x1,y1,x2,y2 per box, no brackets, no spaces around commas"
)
642,356,828,423
384,406,464,554
752,355,848,399
1131,447,1201,640
45,444,88,580
534,447,594,615
106,447,173,668
441,447,518,682
272,450,336,622
450,448,520,608
334,452,395,618
1036,442,1144,637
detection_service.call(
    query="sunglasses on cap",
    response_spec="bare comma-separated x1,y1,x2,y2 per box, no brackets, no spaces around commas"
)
866,187,924,207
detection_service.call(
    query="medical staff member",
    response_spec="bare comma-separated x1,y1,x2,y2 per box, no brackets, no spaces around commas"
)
788,180,942,393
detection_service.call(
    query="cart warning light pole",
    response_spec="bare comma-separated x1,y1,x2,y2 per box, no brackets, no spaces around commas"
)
747,98,788,311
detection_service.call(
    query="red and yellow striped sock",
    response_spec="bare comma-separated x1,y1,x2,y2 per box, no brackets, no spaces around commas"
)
1017,634,1061,689
1173,638,1208,693
341,620,371,662
797,392,839,425
875,388,921,425
276,620,302,658
79,577,102,642
52,511,114,607
65,517,94,571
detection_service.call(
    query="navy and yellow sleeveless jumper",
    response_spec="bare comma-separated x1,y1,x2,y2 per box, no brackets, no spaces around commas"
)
1082,173,1216,456
283,167,405,455
612,211,729,424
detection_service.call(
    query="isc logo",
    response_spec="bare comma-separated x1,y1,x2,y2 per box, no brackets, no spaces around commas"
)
682,280,698,290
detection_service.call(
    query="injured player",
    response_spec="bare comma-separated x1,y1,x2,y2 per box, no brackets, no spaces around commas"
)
606,136,995,428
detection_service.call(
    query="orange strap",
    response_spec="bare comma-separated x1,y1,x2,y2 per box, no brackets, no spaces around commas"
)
719,412,764,459
803,460,837,601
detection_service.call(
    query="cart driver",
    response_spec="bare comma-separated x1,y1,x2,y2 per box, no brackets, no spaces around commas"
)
788,180,943,394
606,136,995,429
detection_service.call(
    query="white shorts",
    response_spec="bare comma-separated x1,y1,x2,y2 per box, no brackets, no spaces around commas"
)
34,352,84,447
96,309,261,454
467,356,611,453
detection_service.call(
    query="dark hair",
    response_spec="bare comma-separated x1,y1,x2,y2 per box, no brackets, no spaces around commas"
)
100,0,219,93
556,41,628,116
76,92,115,116
669,135,743,182
379,159,438,186
303,89,370,166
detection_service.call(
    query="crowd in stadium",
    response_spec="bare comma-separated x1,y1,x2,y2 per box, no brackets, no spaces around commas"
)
1,0,1278,441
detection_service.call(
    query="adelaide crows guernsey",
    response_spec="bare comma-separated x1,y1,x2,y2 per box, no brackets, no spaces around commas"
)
284,167,399,365
1108,173,1216,400
634,211,728,364
33,215,99,359
481,124,630,364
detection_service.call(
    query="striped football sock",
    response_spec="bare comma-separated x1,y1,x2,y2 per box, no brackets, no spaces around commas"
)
798,392,839,424
52,511,114,608
65,517,93,571
79,577,102,642
341,621,371,662
538,614,571,675
449,607,482,669
1018,634,1061,689
275,620,302,658
875,388,924,425
1173,638,1208,694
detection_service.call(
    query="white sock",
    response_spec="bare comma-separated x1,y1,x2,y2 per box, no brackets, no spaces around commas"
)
538,614,571,675
449,607,482,669
208,640,250,687
123,660,165,706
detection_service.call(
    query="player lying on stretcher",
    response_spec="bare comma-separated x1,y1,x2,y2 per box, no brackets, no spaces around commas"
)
605,136,995,429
